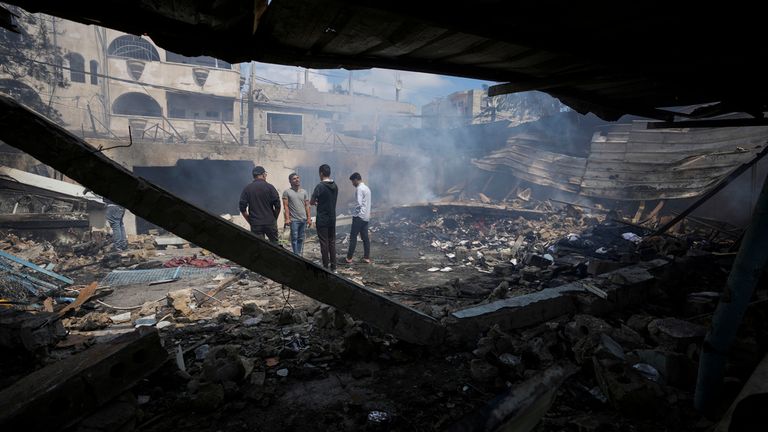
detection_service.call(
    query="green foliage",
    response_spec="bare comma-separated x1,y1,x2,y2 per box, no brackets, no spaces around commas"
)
0,4,63,122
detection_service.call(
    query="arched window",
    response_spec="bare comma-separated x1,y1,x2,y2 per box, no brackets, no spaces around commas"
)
112,92,162,117
65,52,85,83
0,79,46,114
107,35,160,61
90,60,99,85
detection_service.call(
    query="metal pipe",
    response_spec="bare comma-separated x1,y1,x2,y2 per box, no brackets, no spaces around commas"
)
695,170,768,411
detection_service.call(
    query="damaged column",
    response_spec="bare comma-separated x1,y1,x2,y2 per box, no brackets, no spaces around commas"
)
695,170,768,411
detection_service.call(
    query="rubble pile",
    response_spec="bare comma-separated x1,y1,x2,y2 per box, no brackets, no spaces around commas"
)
1,199,766,432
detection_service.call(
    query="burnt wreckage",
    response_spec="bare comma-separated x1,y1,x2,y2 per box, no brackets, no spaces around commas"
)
2,1,768,431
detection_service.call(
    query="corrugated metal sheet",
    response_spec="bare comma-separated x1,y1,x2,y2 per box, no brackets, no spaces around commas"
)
473,121,768,200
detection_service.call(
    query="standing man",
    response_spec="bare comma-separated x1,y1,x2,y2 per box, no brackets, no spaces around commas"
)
105,199,128,251
345,172,371,263
239,166,281,243
282,172,311,255
310,164,338,271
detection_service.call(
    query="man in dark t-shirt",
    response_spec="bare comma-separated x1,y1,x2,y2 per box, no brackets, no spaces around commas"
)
239,166,281,243
310,164,338,271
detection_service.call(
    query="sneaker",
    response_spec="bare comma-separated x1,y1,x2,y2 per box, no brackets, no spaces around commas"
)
345,257,353,264
362,258,371,264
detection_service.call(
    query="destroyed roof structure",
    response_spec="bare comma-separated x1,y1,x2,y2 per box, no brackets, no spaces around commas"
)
473,115,768,200
2,1,768,431
4,0,768,123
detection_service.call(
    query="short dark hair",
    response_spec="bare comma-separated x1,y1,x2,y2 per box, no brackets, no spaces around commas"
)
349,172,362,181
288,172,298,181
319,164,331,177
252,166,266,177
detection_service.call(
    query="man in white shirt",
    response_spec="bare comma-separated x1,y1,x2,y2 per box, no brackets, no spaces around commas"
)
345,172,371,263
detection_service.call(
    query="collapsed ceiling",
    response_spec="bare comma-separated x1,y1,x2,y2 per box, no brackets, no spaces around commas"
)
5,0,768,122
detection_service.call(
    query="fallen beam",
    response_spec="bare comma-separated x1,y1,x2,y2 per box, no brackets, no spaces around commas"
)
449,362,579,432
445,260,667,345
0,328,166,431
0,95,444,345
0,212,90,229
392,202,547,220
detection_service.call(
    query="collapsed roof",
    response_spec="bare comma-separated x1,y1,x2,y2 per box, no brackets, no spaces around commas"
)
5,0,768,122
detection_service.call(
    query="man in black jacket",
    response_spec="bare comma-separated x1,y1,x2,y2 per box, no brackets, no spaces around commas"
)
310,164,339,271
239,166,281,243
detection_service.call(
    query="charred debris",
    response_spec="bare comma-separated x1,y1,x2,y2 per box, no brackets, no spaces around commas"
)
1,96,767,431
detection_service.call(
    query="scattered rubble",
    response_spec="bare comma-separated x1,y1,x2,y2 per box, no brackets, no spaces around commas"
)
0,195,764,431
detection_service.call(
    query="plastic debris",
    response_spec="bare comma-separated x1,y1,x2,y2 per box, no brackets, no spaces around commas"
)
622,232,643,244
633,362,661,382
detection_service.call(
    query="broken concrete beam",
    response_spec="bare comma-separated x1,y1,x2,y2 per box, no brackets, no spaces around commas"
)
153,235,188,247
0,328,166,431
446,260,668,346
392,202,547,220
575,259,668,316
449,362,578,432
0,309,66,353
587,259,626,276
0,95,444,346
445,283,583,346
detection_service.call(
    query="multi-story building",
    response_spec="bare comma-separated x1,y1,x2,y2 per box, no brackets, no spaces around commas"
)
0,10,241,144
1,7,427,234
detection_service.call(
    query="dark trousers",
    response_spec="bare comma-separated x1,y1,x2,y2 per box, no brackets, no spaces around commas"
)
347,216,370,259
250,224,279,244
317,225,336,269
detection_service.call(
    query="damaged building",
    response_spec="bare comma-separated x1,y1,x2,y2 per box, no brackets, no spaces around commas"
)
1,1,768,431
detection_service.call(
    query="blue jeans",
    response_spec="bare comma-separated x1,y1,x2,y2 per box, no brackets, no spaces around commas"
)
106,204,127,250
289,220,306,255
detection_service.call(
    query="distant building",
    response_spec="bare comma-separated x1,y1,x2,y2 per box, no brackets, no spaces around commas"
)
421,88,567,129
248,81,417,152
0,10,241,144
421,89,485,129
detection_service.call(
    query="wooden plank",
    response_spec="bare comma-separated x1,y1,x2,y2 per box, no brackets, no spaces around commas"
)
0,329,167,431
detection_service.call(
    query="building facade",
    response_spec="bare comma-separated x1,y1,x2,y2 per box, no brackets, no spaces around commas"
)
0,8,241,144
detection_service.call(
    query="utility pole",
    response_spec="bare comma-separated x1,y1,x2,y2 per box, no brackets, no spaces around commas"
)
248,62,255,146
348,71,353,97
395,74,402,102
304,68,309,88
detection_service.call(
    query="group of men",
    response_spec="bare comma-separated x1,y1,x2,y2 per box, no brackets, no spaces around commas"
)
239,164,371,272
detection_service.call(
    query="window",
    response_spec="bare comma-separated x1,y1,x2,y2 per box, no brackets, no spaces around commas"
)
165,52,232,69
107,35,160,61
112,92,162,117
166,93,234,121
65,52,85,83
267,113,302,135
89,60,99,85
